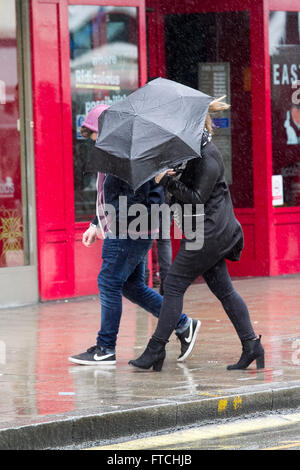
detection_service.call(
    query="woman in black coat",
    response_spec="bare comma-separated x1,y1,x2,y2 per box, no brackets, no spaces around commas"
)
129,98,264,372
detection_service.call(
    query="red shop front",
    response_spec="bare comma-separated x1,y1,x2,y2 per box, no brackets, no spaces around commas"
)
29,0,300,301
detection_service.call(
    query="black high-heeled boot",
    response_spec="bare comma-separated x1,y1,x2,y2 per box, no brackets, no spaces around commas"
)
227,335,265,370
128,337,167,371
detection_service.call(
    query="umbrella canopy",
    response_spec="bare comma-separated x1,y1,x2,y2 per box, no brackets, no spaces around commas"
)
87,77,214,190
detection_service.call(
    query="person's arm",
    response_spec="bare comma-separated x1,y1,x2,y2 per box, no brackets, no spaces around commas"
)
82,216,98,247
148,178,165,205
91,216,98,226
159,157,220,205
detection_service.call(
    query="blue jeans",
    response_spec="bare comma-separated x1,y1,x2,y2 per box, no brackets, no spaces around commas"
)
97,238,188,351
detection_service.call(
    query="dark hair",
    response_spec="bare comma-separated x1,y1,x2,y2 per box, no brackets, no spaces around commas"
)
80,126,94,139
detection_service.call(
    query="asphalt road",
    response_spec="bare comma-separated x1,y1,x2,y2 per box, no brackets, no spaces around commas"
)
85,410,300,451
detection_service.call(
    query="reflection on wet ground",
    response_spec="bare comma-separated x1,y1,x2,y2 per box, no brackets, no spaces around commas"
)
0,275,300,426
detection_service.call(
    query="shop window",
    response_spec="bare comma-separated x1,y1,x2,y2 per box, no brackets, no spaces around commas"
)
165,11,253,208
68,6,139,222
269,11,300,207
0,0,27,267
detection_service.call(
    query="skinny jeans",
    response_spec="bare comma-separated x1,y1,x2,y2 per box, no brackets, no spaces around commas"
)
153,257,256,343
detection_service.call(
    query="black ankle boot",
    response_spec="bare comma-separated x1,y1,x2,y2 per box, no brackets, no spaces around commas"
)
227,335,265,370
128,337,167,371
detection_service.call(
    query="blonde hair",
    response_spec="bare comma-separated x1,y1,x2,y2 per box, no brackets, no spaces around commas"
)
205,96,230,134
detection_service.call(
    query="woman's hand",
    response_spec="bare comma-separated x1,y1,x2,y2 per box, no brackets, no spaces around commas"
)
155,169,176,184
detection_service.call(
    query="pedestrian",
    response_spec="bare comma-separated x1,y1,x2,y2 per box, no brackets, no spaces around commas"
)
68,104,201,366
129,98,265,372
147,188,173,295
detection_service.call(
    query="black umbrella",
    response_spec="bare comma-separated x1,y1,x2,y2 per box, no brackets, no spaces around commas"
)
87,78,214,190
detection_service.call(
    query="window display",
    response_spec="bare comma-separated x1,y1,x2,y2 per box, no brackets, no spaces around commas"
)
69,6,139,221
0,0,26,267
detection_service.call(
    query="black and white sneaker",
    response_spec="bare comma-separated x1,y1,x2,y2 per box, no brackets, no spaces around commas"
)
68,345,116,365
176,319,201,362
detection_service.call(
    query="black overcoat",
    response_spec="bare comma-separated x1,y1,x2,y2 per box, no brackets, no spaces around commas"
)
160,139,244,278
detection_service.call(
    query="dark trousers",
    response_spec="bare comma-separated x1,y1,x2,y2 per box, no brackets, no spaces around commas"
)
97,238,188,350
153,257,256,343
156,238,172,282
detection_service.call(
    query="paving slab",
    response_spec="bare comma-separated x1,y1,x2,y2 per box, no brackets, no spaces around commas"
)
0,275,300,449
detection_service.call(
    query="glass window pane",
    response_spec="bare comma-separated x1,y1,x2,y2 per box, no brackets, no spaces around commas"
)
165,11,253,208
269,11,300,207
0,0,27,267
69,6,139,222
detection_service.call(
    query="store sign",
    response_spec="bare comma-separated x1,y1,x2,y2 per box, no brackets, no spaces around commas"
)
271,46,300,146
272,175,284,206
198,62,232,184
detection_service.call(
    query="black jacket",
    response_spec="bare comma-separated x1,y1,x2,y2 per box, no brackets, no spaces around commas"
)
92,176,163,237
160,140,244,262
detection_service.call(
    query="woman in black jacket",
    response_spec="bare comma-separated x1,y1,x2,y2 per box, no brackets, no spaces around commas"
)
129,98,264,372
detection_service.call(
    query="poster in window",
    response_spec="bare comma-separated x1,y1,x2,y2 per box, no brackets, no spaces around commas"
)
270,44,300,206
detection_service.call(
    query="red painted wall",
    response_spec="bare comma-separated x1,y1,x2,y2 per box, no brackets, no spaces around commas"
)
31,0,75,299
31,0,147,300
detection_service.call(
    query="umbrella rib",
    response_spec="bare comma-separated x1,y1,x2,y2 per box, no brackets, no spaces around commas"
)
97,113,134,144
131,143,200,190
108,97,181,115
138,96,182,113
106,109,135,117
106,100,183,123
137,114,182,137
134,115,202,156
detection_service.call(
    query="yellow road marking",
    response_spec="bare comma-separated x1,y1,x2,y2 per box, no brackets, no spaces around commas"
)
86,412,300,450
218,399,228,413
233,396,242,411
264,441,300,450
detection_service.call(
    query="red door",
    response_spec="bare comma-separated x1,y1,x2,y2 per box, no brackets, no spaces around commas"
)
31,0,147,300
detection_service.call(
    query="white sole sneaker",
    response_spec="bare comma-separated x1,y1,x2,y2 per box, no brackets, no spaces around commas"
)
68,356,116,366
177,320,201,362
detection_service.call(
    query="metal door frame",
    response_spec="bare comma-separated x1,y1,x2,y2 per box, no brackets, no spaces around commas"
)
0,0,38,307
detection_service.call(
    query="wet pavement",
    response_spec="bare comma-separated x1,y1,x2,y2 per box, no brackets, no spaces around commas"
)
0,274,300,447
